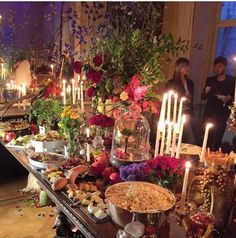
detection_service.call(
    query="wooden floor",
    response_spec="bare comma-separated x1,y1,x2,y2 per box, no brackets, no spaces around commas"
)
0,176,56,238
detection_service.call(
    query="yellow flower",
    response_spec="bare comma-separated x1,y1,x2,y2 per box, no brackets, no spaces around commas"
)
70,111,79,120
120,91,129,101
105,99,113,117
97,98,105,114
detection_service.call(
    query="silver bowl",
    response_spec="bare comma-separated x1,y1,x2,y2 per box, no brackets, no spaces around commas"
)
105,182,175,227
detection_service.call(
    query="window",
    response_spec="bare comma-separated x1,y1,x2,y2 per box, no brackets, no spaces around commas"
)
215,2,236,76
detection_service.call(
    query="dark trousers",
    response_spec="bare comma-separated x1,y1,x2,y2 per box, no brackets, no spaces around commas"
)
206,116,228,151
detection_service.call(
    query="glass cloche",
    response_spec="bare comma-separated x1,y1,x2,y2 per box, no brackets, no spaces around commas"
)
110,109,150,167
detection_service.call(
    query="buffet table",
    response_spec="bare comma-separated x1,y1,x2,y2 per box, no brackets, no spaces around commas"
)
1,141,189,238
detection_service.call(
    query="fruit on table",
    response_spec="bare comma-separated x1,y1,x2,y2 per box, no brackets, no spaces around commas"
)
109,172,122,185
52,177,68,191
102,167,116,181
5,132,16,142
91,161,107,176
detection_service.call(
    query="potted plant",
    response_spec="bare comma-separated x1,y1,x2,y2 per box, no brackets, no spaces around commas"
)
29,98,63,132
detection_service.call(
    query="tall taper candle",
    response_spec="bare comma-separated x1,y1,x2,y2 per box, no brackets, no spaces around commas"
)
166,122,173,154
173,93,178,123
176,115,187,158
159,121,167,156
177,97,186,132
71,78,75,105
171,124,178,157
62,79,66,105
86,143,91,162
159,93,168,124
81,80,84,112
200,123,213,162
154,93,168,156
179,161,191,214
167,90,173,122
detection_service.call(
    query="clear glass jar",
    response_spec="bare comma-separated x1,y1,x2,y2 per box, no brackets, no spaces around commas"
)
110,110,150,162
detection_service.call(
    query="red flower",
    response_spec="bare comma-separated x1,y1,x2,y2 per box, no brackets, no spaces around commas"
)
88,114,114,127
86,86,95,97
73,61,83,74
87,70,103,84
44,81,61,98
93,54,103,66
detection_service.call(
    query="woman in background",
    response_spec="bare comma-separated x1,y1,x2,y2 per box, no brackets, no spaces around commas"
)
166,57,195,144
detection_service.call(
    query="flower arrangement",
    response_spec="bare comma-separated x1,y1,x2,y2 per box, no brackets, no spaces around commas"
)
88,114,114,128
119,156,185,189
58,106,85,155
66,3,190,119
29,98,62,131
146,156,185,188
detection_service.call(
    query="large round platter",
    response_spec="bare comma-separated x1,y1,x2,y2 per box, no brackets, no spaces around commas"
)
0,121,29,132
105,181,175,227
28,152,66,169
105,181,175,214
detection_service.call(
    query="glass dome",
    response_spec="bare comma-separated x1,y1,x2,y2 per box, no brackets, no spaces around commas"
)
110,110,150,164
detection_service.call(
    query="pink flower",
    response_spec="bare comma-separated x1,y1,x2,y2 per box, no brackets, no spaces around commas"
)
129,102,142,114
73,61,83,74
86,86,95,97
134,85,150,101
93,54,103,66
87,70,103,84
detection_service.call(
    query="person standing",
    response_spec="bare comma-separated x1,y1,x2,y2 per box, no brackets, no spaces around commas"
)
201,56,235,151
166,57,195,144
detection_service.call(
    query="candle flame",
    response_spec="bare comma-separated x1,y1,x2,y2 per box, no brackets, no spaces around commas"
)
206,123,213,128
185,161,191,168
233,56,236,62
62,79,66,84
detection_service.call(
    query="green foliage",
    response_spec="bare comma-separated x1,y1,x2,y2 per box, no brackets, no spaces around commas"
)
29,98,62,130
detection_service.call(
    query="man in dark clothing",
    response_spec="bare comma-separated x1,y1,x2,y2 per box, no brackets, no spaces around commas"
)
201,56,235,151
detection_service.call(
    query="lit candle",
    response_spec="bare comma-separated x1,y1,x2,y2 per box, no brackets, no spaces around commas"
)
62,79,66,105
177,97,186,132
173,93,178,123
71,78,75,105
179,161,191,214
171,123,178,157
176,115,187,158
18,85,21,109
159,121,167,156
86,143,91,162
200,123,213,162
167,90,173,122
86,128,90,138
155,93,168,157
81,80,84,112
154,122,163,157
51,64,54,75
66,85,71,100
165,122,173,154
159,93,168,124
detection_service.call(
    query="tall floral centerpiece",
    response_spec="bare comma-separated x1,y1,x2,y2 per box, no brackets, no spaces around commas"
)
58,106,85,156
65,3,189,119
